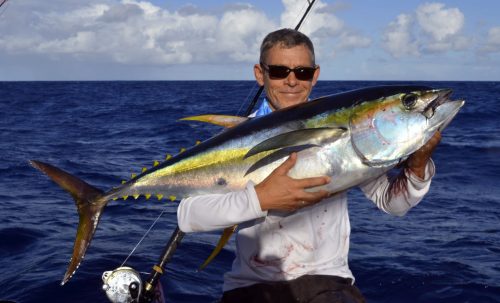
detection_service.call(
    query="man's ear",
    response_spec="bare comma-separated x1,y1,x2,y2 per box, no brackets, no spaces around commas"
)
254,64,265,86
312,65,320,87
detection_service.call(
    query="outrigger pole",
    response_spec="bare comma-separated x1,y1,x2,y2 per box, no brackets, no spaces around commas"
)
139,1,317,301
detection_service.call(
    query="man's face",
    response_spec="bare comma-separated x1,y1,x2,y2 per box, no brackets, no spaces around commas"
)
254,44,320,111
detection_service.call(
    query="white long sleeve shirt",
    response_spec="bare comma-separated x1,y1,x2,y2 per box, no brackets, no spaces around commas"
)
177,161,435,292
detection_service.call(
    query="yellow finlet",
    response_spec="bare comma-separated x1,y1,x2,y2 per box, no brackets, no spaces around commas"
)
122,195,129,200
131,173,137,179
112,197,118,201
153,161,160,167
169,195,176,202
145,194,151,200
195,140,201,145
133,194,140,200
121,180,127,184
142,167,147,173
165,154,172,160
199,225,237,270
179,148,186,154
156,194,163,200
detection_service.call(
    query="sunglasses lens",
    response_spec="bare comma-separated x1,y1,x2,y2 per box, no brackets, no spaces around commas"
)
268,66,290,79
294,67,316,81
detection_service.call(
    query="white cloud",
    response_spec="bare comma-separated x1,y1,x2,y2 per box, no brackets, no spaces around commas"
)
280,0,370,57
280,0,344,36
382,14,420,58
215,7,275,62
481,26,500,53
382,2,469,58
336,32,371,50
416,3,464,41
0,0,269,65
0,0,372,67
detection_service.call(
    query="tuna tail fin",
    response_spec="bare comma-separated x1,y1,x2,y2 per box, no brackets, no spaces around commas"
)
30,160,106,285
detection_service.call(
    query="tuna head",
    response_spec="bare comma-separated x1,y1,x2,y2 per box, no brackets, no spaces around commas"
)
349,87,464,166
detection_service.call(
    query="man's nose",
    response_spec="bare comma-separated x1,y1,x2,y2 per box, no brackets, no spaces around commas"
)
285,70,298,86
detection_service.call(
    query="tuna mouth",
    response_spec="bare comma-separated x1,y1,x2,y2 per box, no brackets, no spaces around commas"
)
423,88,452,119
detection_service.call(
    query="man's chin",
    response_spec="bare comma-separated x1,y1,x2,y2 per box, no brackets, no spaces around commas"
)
278,95,307,108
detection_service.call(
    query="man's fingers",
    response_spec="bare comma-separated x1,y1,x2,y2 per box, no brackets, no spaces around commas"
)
301,190,330,205
274,152,297,175
295,176,331,189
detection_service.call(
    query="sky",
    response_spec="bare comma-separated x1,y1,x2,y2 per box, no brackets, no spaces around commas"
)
1,0,500,81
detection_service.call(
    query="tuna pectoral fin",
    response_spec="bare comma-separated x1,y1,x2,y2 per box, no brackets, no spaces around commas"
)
244,144,319,176
198,225,237,271
30,160,105,285
245,127,347,159
180,114,249,128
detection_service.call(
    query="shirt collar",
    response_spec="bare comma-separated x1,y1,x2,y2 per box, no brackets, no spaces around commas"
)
252,98,273,117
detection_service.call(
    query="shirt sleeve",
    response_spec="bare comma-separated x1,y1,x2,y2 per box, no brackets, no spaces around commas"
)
359,159,436,216
177,181,268,233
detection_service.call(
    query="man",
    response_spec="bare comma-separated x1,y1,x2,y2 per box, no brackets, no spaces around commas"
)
177,28,440,303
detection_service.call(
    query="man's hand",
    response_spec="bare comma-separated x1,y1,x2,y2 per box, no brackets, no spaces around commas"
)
255,153,331,211
407,131,442,179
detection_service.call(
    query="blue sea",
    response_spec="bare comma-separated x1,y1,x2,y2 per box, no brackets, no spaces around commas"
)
0,81,499,303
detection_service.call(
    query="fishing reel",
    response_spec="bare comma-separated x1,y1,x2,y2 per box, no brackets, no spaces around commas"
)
102,267,143,303
102,266,166,303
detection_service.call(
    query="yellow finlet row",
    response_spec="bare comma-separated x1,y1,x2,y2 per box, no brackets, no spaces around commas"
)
113,194,180,202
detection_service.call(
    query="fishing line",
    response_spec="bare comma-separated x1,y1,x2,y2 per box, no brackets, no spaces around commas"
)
120,208,167,267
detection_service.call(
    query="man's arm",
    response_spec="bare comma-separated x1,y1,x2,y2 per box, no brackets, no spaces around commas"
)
361,132,441,216
177,182,267,233
177,153,330,233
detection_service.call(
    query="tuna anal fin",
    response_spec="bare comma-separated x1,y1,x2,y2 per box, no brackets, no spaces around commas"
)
245,127,347,159
198,225,237,271
180,114,249,128
30,160,106,285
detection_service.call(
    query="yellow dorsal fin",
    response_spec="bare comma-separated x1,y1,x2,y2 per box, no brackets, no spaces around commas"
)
169,195,176,202
153,161,160,167
133,194,140,200
156,194,163,200
145,194,151,200
165,154,172,160
142,167,147,173
180,114,248,128
199,225,237,271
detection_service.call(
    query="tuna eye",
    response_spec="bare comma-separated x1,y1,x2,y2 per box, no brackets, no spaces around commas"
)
402,94,417,109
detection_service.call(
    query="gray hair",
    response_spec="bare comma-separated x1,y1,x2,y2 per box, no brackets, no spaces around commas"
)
259,28,315,65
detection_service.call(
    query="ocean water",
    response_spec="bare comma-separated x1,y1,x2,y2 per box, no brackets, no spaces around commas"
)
0,81,499,303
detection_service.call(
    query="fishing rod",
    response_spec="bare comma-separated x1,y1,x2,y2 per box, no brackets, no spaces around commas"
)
101,1,317,302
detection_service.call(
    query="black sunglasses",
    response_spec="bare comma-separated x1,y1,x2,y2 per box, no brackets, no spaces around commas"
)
260,62,317,81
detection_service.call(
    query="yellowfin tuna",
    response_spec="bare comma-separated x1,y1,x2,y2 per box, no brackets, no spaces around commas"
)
30,85,464,285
